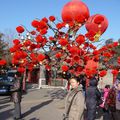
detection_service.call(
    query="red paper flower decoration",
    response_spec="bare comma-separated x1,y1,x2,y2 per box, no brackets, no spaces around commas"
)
49,36,55,41
12,59,19,65
103,52,112,58
36,35,44,43
42,17,48,23
10,47,16,53
31,20,39,28
99,70,107,77
37,54,45,61
117,57,120,64
93,50,100,55
49,16,56,22
73,55,80,62
38,20,48,30
85,69,97,77
59,38,68,46
40,28,48,35
55,52,62,58
30,30,36,35
17,67,25,73
56,23,64,29
113,42,118,47
111,69,119,76
76,34,85,45
69,46,79,54
13,39,20,45
61,65,69,72
45,65,51,71
23,40,32,47
0,60,6,66
30,44,37,50
16,26,24,33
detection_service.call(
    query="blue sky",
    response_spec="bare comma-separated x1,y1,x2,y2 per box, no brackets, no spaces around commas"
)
0,0,120,41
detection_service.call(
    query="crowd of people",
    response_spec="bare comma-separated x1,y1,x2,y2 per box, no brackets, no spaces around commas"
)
63,74,120,120
8,71,120,120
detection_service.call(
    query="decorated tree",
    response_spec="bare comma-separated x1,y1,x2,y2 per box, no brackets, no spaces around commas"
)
3,0,120,88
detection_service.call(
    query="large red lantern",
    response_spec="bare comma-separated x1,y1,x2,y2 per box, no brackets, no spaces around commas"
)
85,14,108,41
61,0,90,24
85,59,98,70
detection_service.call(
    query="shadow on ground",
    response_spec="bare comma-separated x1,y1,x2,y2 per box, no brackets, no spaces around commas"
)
0,104,11,109
47,89,67,100
22,99,53,118
0,96,11,104
29,117,39,120
0,108,13,120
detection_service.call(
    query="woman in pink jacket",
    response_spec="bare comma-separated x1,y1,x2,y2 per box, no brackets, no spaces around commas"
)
100,85,110,109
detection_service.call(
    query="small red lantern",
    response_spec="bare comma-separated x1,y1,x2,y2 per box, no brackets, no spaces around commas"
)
85,59,98,70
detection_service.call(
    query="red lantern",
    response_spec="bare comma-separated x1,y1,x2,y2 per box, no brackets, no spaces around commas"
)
61,0,90,24
85,14,108,41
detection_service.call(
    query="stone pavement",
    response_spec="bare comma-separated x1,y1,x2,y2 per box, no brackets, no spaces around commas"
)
0,87,67,120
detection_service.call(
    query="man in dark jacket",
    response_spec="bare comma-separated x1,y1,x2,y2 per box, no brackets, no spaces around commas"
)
11,72,22,120
85,78,101,120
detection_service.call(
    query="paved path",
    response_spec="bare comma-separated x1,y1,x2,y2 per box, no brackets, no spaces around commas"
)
0,88,67,120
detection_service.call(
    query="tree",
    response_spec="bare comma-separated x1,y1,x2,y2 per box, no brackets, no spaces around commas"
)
7,0,120,85
105,38,113,45
0,33,9,59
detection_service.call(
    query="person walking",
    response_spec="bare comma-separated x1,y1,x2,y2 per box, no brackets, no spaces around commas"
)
11,72,22,120
85,77,101,120
63,77,85,120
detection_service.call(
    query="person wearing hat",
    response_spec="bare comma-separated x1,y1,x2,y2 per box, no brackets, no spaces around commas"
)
85,77,101,120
